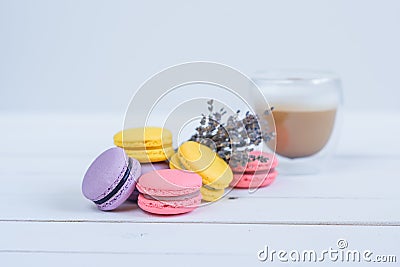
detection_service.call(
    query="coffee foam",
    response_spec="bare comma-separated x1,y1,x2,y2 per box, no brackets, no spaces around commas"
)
258,85,339,112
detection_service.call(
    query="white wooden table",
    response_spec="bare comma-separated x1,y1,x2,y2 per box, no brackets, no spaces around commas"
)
1,111,399,266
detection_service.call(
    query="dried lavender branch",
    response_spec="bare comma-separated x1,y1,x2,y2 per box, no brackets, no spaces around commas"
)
188,99,275,167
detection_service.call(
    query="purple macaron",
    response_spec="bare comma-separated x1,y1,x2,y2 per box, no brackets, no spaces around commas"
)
127,161,169,202
82,147,141,211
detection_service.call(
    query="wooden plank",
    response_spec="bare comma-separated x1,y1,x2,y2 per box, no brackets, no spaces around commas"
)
0,191,398,224
0,254,250,267
0,222,398,266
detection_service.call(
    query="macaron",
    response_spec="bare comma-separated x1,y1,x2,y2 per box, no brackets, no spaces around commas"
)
136,169,202,215
113,127,174,163
230,151,278,189
127,161,170,202
169,153,185,170
82,147,141,211
175,141,233,202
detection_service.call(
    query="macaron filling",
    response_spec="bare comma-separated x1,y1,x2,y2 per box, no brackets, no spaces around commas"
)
202,184,220,191
142,190,200,201
125,145,172,150
93,158,133,205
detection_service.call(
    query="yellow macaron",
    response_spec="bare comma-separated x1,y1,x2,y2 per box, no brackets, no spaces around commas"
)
114,127,174,163
169,153,185,170
200,186,225,202
170,151,224,201
177,141,233,201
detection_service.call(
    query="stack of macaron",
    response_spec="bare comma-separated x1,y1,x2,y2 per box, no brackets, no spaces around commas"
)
113,127,174,163
136,169,202,215
82,127,278,215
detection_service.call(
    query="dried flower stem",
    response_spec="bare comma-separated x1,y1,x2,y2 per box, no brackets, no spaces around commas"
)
188,99,275,167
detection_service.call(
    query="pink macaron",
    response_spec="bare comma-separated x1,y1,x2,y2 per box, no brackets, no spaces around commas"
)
230,151,278,189
136,169,202,215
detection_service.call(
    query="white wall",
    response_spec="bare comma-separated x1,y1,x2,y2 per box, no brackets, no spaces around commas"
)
1,0,399,113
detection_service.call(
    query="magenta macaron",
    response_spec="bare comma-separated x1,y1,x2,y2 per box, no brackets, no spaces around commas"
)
82,147,141,211
136,169,202,215
230,151,278,189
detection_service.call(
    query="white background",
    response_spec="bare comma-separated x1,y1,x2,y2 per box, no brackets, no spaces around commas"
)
1,0,399,113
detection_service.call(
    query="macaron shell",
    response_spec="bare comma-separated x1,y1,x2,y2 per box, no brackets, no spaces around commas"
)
200,186,225,202
137,169,202,197
178,141,233,188
82,147,131,201
170,154,228,192
97,163,140,211
169,153,185,170
138,193,201,215
231,170,278,189
198,165,233,190
114,127,173,149
125,146,174,163
81,147,141,211
230,151,278,173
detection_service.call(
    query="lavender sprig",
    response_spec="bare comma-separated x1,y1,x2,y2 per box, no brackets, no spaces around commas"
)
188,100,275,167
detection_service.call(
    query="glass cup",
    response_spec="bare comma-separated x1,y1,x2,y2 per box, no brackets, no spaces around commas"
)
252,70,343,174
